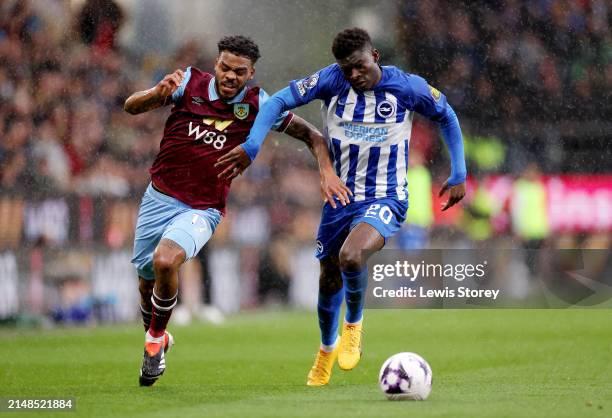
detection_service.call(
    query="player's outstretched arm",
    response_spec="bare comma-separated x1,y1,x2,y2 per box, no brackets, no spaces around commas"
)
436,104,466,211
284,115,352,208
216,86,351,207
409,75,467,211
216,87,295,179
124,69,184,115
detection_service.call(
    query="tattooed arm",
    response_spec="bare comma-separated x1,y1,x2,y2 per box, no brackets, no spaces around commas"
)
124,69,184,115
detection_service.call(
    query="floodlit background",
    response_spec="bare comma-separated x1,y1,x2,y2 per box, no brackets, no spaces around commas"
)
0,0,610,325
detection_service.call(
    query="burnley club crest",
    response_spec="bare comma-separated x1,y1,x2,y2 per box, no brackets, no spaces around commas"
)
234,103,249,120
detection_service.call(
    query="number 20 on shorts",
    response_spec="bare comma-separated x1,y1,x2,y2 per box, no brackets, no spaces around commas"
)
364,204,393,225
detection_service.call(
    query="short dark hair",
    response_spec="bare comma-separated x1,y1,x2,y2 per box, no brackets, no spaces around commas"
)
217,35,261,63
332,28,373,60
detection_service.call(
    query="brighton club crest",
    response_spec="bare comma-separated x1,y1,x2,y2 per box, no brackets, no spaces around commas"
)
234,103,250,120
376,100,396,119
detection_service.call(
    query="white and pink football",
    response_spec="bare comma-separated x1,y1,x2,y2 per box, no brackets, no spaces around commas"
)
378,352,433,400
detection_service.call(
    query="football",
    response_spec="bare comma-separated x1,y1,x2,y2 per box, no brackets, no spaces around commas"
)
378,352,433,400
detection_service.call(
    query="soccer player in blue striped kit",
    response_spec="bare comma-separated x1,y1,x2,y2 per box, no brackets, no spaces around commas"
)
217,28,467,385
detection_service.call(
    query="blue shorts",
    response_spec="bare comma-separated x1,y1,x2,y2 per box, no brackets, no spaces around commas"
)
132,183,222,280
315,197,408,260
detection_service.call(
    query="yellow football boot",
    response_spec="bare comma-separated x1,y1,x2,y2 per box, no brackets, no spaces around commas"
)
306,341,339,386
338,321,363,370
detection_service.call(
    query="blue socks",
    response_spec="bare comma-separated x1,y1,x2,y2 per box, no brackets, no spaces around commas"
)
317,268,367,347
317,288,344,346
342,268,367,324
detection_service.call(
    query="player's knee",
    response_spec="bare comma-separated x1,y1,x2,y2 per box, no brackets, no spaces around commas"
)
152,247,183,276
339,246,363,272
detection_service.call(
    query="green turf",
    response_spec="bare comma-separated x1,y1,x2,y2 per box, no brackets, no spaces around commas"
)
1,310,610,418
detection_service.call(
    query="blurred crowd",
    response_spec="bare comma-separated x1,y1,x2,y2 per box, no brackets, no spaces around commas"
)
400,0,611,126
1,0,144,197
399,0,610,174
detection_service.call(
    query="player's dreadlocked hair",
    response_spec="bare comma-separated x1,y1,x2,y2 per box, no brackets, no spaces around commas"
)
332,28,373,60
217,35,261,63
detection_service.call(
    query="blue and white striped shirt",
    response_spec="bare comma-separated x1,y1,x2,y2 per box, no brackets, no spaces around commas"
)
289,65,451,202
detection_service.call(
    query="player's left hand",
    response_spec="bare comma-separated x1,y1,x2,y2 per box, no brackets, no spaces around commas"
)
215,145,251,180
439,181,466,211
320,169,352,209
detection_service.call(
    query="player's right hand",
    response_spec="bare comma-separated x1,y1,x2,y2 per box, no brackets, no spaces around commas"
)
215,145,251,181
320,169,352,209
154,69,184,102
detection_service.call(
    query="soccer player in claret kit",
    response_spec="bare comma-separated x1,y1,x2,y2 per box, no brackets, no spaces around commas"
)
124,36,351,386
217,28,467,386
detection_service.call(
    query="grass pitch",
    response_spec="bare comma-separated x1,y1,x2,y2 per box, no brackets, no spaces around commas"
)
1,309,610,417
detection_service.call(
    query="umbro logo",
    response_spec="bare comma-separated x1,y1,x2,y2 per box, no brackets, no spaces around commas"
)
191,96,204,105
